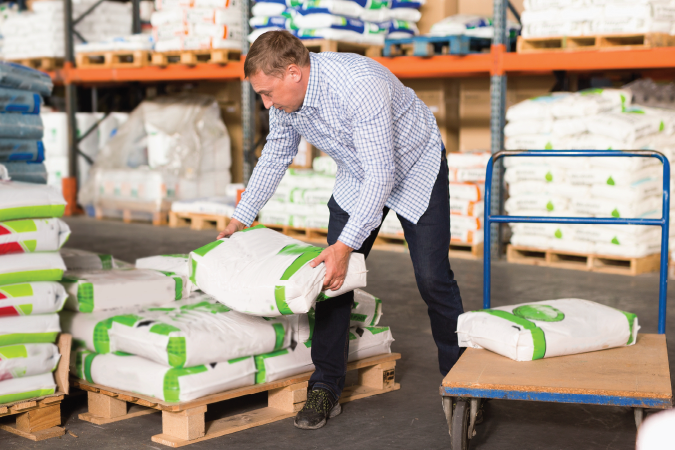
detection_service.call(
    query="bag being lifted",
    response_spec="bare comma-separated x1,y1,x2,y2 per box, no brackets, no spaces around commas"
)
189,225,368,316
457,298,639,361
71,350,256,403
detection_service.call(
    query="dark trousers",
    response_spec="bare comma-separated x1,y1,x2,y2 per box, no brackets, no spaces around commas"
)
308,152,465,401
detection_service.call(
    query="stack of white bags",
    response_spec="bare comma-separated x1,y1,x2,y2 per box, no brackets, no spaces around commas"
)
520,0,675,39
504,87,674,258
448,152,489,246
248,0,425,45
428,14,520,39
64,229,393,402
151,0,243,52
2,0,132,60
0,183,69,404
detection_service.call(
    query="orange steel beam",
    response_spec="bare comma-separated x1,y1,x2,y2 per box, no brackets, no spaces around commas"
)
372,54,493,78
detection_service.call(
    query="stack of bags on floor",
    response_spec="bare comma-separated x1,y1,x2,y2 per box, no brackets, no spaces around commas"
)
0,63,53,186
448,152,489,247
258,156,336,229
65,228,392,402
248,0,425,45
520,0,675,39
428,14,520,39
151,0,243,52
0,182,69,404
42,112,130,190
2,0,132,60
504,87,673,258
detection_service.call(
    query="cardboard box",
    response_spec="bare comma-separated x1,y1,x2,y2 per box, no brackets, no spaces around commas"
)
458,0,524,22
402,79,460,153
291,137,316,168
417,0,458,35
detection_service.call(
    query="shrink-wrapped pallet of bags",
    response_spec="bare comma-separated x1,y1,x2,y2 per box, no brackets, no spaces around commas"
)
189,225,367,316
448,152,489,246
457,299,639,361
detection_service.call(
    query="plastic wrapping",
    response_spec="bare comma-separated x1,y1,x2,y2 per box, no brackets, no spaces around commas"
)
0,62,53,97
0,87,42,114
0,162,48,184
0,114,43,139
0,140,44,162
79,95,232,206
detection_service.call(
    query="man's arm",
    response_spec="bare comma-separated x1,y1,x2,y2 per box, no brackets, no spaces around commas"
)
218,109,301,238
310,77,395,290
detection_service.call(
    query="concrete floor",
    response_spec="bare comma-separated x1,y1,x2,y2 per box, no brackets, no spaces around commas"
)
3,216,674,449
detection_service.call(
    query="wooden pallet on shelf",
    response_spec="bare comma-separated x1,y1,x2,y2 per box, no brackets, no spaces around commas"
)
301,39,382,57
506,244,661,276
517,33,675,54
9,57,64,71
151,48,242,66
0,334,71,442
72,353,400,448
168,211,230,231
76,50,151,69
94,199,171,226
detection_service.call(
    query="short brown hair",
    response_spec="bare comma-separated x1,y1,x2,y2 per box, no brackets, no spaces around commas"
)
244,30,310,79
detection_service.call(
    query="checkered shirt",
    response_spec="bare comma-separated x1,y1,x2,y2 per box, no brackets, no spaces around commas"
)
233,52,443,249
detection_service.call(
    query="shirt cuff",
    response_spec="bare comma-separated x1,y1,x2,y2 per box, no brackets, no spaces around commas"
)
232,202,258,227
337,220,373,251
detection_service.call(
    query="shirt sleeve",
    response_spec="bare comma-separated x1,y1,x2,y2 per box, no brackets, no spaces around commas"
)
338,77,395,250
232,108,301,226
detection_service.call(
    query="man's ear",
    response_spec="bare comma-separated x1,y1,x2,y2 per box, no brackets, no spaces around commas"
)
287,64,302,83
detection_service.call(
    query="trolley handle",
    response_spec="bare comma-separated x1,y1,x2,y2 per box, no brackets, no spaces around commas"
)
482,150,670,334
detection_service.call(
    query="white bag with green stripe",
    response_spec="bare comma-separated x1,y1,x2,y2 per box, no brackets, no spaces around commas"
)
351,290,383,328
0,314,60,347
135,254,190,278
61,298,293,368
189,225,367,317
457,298,639,362
70,349,256,403
347,326,394,361
0,180,66,222
0,218,70,254
61,248,121,271
61,268,189,313
0,372,56,404
0,281,67,317
0,343,60,379
0,252,66,285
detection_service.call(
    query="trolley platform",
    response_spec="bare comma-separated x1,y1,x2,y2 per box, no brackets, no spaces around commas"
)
441,150,673,449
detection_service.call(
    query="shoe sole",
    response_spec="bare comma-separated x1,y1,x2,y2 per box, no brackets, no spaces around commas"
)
294,403,342,430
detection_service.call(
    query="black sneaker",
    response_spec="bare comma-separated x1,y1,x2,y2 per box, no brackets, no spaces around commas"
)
294,388,342,430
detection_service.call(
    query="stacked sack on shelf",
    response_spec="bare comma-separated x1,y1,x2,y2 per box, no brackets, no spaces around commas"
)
248,0,424,44
151,0,243,52
42,112,130,190
428,14,520,39
0,62,53,186
504,87,674,258
520,0,675,39
0,181,69,404
258,156,336,229
2,0,132,60
75,35,155,60
448,152,489,247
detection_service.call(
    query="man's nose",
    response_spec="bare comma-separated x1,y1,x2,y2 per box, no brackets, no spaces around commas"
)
262,96,273,109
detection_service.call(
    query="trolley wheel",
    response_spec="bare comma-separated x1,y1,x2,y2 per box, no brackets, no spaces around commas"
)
451,398,471,450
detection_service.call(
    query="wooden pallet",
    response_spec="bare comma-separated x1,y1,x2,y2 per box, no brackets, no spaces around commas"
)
301,39,382,58
449,241,483,260
9,57,63,71
168,211,230,231
517,33,675,54
506,244,661,276
72,353,400,447
0,334,71,442
151,49,241,66
76,50,151,69
384,35,513,57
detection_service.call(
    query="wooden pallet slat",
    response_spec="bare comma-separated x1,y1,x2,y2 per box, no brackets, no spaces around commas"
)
517,33,675,54
9,57,63,71
76,50,151,69
168,211,230,231
73,353,400,447
301,39,382,57
506,244,661,276
151,48,242,66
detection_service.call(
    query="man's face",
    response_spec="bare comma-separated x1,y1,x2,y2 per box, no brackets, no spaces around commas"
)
250,64,307,113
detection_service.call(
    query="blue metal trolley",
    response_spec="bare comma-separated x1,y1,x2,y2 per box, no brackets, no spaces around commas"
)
440,150,673,450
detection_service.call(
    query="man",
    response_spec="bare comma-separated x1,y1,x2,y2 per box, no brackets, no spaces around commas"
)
218,30,464,430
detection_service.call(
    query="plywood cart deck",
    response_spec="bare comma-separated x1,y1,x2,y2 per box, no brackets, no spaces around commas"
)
440,150,673,450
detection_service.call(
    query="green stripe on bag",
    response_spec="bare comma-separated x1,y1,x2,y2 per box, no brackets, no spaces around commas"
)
370,298,382,326
0,388,55,404
77,282,94,312
150,322,186,368
0,204,65,222
480,309,547,360
93,314,143,354
98,254,113,270
0,332,58,346
0,269,63,285
190,259,197,285
239,224,266,233
23,240,37,252
0,344,27,359
254,349,289,384
172,276,183,300
0,283,33,297
84,352,97,383
192,240,224,257
350,313,367,323
272,323,285,351
3,219,38,233
163,366,208,402
274,286,293,315
365,326,389,335
273,245,323,315
619,310,638,345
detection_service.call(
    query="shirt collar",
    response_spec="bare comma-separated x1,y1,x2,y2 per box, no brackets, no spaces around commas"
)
298,53,320,113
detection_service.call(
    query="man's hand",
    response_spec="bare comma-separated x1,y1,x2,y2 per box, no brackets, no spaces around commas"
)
216,218,246,239
310,241,353,291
